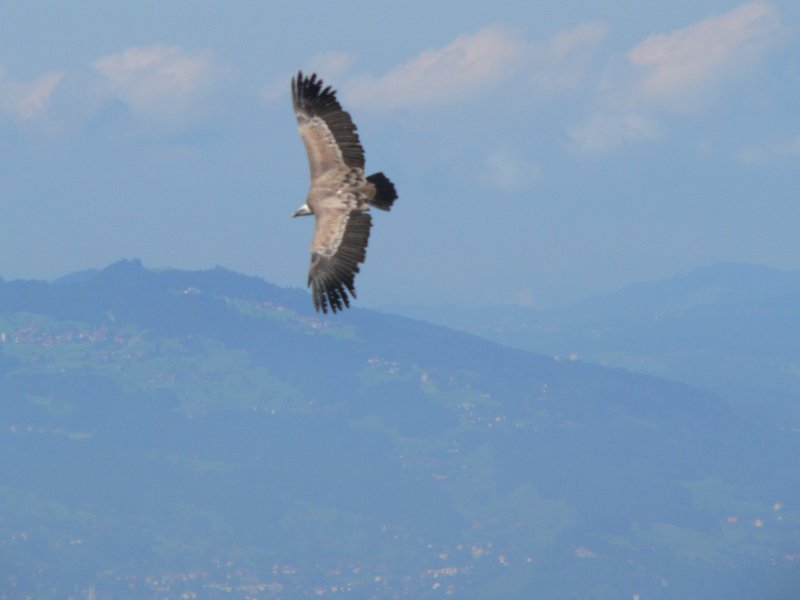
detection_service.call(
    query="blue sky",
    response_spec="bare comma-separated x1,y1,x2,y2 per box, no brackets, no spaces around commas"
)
1,1,799,308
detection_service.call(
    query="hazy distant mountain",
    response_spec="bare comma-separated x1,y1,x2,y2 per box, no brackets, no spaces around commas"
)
394,263,800,400
1,261,798,599
553,262,800,320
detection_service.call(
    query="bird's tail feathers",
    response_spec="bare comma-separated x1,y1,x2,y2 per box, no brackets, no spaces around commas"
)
366,172,398,211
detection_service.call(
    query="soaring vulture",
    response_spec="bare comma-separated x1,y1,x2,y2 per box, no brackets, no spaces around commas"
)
291,71,398,313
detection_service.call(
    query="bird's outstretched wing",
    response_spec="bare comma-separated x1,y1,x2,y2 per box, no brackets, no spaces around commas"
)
292,71,365,180
308,209,372,313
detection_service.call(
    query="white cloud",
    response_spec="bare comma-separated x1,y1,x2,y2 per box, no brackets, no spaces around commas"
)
0,67,63,120
568,113,660,155
624,1,782,111
568,2,784,156
531,21,609,95
92,44,223,123
479,149,542,192
344,25,527,110
736,135,800,166
343,22,609,112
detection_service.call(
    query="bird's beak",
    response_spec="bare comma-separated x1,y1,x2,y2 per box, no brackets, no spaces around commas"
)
292,203,312,218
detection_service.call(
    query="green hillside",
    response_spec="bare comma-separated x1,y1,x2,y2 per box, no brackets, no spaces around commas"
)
1,261,798,598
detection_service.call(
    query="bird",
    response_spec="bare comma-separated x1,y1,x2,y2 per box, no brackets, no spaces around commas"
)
290,71,398,314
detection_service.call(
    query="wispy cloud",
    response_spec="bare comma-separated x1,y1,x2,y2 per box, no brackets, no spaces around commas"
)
571,2,784,155
737,135,800,166
568,113,660,155
479,148,542,192
91,44,224,124
343,22,609,112
531,21,608,95
344,26,528,110
622,1,782,111
0,66,64,120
